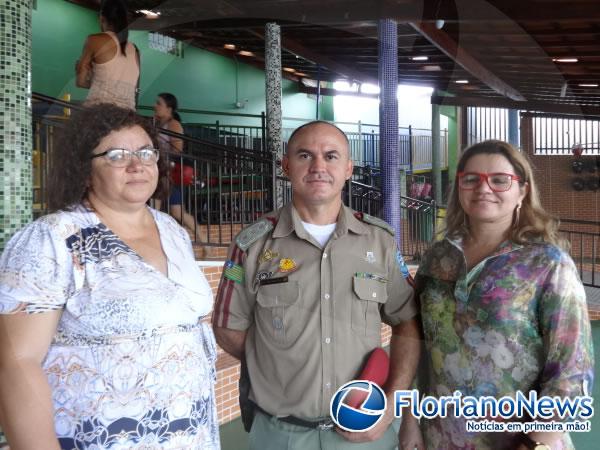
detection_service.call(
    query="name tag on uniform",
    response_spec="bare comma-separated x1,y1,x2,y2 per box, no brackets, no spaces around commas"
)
259,276,289,286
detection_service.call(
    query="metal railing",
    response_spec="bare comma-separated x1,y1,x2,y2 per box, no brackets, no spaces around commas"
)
32,93,276,250
33,94,441,257
138,104,448,173
559,218,600,288
274,174,437,261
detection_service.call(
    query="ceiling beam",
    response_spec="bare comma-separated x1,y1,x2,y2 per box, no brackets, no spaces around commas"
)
130,0,600,25
431,94,600,117
410,21,526,101
249,29,378,85
298,84,379,98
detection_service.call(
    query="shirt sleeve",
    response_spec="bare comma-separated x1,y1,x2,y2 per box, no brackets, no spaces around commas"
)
0,219,74,314
213,242,255,330
538,250,594,399
381,241,418,326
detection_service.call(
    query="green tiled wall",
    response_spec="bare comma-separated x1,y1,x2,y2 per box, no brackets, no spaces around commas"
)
0,0,32,252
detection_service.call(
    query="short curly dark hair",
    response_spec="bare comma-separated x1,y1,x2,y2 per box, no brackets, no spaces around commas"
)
47,103,169,211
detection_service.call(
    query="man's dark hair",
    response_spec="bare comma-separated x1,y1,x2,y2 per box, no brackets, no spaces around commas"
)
100,0,129,55
286,120,350,154
47,103,168,211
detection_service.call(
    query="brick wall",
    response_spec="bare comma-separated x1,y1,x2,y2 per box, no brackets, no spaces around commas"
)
524,151,600,263
521,116,600,224
527,153,600,223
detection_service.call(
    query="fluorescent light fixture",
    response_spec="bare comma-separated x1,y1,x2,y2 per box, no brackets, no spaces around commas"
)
423,65,442,71
552,58,578,63
223,44,236,50
455,79,469,84
237,50,255,57
283,67,296,73
295,72,308,77
411,56,429,61
137,9,161,19
579,83,599,87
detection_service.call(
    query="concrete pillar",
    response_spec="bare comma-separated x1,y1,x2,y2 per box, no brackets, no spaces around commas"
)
431,91,442,203
264,22,284,208
508,109,519,147
0,0,33,251
378,19,402,247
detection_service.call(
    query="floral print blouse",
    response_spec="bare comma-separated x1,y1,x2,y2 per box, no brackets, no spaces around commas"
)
0,204,220,449
416,238,594,450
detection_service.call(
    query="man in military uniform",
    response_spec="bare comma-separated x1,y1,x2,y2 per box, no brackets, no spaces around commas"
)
213,121,422,449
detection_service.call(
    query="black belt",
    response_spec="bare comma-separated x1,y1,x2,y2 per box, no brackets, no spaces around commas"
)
255,404,335,430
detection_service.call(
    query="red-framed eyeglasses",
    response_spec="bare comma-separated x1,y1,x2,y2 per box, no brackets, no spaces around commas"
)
457,172,522,192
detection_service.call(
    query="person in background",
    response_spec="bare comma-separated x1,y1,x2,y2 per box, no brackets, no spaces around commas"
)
413,140,594,450
154,92,208,249
0,104,219,449
76,0,140,110
213,121,422,450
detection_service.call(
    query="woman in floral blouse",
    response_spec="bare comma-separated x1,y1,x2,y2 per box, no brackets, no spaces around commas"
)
409,140,593,450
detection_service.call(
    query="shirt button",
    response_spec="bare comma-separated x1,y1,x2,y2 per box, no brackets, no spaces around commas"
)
322,253,328,259
325,382,331,389
325,337,331,344
324,293,330,300
372,292,377,298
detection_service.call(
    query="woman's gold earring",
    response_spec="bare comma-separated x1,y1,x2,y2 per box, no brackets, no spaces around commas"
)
513,203,522,228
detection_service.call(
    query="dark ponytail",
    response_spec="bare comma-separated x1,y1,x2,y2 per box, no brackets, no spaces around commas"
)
158,92,181,122
100,0,129,56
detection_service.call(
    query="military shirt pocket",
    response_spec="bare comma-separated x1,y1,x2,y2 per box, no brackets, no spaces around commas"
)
351,275,388,336
256,281,300,345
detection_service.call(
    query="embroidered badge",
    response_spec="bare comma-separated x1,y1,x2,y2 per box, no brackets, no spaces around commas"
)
365,251,376,263
256,271,273,282
259,249,279,264
224,260,245,283
235,219,273,251
395,251,410,279
279,258,297,273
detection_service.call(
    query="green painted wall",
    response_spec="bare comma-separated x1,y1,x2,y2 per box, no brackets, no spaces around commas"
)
32,0,332,125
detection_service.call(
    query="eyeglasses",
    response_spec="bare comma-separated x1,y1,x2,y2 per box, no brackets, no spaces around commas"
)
457,172,522,192
91,147,160,167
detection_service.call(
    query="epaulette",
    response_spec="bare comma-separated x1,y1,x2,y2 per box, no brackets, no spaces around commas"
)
235,218,274,251
358,213,395,236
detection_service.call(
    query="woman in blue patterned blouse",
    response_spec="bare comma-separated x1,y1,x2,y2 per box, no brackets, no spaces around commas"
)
0,104,220,449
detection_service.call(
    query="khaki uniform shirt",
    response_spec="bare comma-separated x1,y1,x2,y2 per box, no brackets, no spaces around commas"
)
214,203,417,419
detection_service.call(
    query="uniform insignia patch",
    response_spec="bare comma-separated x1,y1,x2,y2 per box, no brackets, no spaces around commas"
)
224,260,245,283
236,219,274,251
259,249,279,264
278,258,297,273
360,214,395,235
396,251,410,279
256,271,273,282
365,251,376,263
